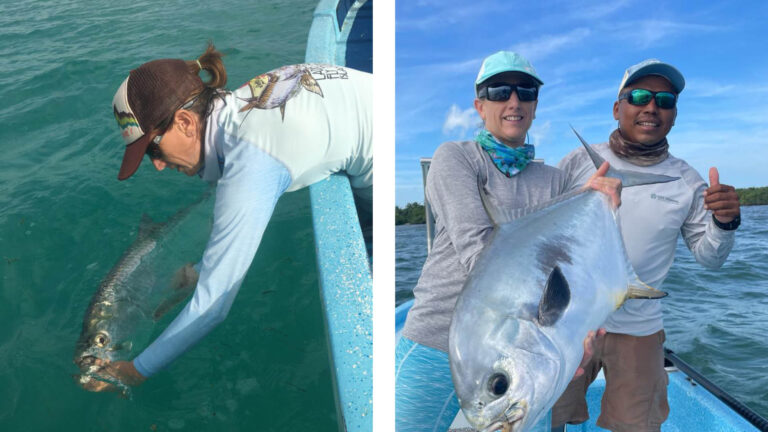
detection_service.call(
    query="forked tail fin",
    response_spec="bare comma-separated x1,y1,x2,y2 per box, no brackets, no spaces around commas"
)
570,125,680,187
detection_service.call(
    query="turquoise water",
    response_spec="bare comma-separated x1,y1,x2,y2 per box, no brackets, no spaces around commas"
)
396,205,768,422
0,0,340,430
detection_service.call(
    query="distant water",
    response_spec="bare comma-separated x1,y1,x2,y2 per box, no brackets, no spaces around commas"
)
396,205,768,421
0,1,340,431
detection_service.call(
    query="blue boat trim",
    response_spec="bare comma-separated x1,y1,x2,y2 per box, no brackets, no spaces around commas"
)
306,0,372,72
305,1,373,431
664,348,768,431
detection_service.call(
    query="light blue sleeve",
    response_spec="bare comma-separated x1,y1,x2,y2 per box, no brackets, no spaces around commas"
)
133,143,291,377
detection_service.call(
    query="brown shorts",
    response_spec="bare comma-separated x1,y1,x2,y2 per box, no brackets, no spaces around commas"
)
551,330,669,432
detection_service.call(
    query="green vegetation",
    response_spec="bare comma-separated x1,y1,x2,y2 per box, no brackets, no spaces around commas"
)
737,187,768,206
395,202,426,225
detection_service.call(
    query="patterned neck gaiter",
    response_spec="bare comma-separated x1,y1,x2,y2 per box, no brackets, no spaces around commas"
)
609,128,669,166
476,129,535,177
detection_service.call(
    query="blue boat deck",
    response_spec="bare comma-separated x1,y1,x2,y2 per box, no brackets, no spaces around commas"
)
396,299,768,431
566,369,761,432
305,1,372,431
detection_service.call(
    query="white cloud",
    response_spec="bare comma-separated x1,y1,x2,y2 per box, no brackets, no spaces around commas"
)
396,56,481,78
568,0,632,20
536,84,616,117
442,104,480,137
511,28,592,63
398,0,516,32
667,125,768,188
528,120,552,147
398,3,502,31
611,20,721,49
682,78,768,99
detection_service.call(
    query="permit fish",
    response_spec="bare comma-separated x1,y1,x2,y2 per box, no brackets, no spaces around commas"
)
448,127,678,432
73,190,213,394
238,64,324,119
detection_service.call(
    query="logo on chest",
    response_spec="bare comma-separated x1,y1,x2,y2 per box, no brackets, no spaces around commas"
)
650,193,679,204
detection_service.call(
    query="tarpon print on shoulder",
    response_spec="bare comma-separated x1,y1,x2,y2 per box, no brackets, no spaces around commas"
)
238,64,326,120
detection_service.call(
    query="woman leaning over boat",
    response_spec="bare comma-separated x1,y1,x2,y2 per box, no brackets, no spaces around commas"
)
395,51,620,431
83,43,372,390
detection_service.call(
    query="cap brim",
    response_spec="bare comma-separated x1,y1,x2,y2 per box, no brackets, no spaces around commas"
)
624,64,685,94
476,71,544,87
117,134,151,180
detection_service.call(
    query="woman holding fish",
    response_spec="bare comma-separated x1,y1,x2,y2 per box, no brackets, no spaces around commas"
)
79,43,371,391
396,51,621,431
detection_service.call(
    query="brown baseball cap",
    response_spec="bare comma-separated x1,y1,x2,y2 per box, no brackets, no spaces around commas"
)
112,59,203,180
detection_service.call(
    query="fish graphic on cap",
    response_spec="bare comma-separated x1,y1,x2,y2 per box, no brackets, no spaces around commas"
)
239,64,324,120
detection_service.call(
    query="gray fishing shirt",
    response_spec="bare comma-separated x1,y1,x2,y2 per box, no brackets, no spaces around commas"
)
402,140,570,352
558,142,736,336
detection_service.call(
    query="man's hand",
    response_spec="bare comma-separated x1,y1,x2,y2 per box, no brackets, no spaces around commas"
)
573,328,606,380
583,162,622,208
704,167,740,223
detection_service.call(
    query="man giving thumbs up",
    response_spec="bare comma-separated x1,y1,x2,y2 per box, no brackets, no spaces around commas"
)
553,59,741,431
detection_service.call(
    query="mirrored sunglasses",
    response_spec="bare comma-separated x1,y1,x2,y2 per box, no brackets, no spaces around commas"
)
478,83,538,102
619,88,677,109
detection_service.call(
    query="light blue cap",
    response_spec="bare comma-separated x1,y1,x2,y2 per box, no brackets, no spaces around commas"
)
475,51,544,89
618,59,685,96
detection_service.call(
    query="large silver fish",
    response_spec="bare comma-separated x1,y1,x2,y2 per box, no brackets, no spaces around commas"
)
73,190,213,394
448,128,677,432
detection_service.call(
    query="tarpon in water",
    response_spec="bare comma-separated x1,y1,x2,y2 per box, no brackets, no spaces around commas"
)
448,127,678,432
238,64,324,119
73,190,213,394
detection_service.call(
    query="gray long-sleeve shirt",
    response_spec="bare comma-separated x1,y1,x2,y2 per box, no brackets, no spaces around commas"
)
402,140,570,352
558,142,735,335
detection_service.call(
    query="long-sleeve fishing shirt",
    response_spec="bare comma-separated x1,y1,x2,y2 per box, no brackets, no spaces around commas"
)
402,140,570,353
558,142,735,336
133,64,372,377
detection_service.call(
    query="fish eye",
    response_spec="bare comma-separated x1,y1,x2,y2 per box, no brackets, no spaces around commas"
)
92,332,110,348
488,373,509,396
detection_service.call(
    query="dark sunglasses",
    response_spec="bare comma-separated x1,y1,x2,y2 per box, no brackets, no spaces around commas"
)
478,83,538,102
146,135,164,160
144,94,201,160
618,89,677,109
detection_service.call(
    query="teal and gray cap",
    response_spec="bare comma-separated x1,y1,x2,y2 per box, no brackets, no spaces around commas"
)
475,51,544,95
618,59,685,96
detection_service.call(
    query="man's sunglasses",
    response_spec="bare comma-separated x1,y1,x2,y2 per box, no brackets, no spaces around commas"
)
618,89,677,109
478,83,538,102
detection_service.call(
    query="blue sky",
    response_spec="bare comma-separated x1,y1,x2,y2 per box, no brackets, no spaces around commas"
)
395,0,768,206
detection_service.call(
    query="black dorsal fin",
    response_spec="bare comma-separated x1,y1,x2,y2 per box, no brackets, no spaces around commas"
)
538,266,571,326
